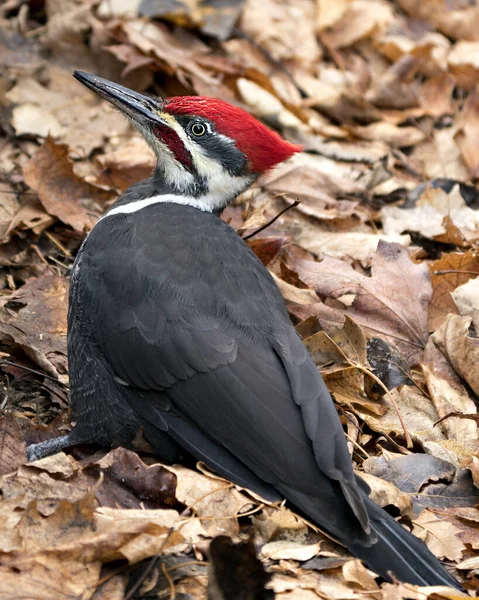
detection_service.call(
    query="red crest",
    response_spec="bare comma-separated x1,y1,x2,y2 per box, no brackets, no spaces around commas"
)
163,97,302,173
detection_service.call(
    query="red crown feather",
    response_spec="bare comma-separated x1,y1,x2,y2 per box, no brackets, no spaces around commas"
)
163,97,302,173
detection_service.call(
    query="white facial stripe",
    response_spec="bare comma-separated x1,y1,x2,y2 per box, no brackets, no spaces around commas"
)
135,120,195,191
99,194,219,220
127,114,255,213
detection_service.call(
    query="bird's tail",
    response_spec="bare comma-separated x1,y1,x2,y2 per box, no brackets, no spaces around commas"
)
348,496,463,591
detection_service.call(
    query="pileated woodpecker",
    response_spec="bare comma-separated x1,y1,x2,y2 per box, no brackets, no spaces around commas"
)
27,72,461,590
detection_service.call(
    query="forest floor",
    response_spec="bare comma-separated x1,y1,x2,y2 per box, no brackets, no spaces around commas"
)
1,0,479,598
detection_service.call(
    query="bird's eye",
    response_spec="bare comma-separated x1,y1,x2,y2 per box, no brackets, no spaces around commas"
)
191,122,207,137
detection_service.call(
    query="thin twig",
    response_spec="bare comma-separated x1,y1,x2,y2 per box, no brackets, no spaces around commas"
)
433,269,479,276
345,432,370,459
242,200,300,240
166,561,208,573
161,562,176,600
44,230,72,257
0,360,68,387
0,374,9,410
30,244,56,274
357,364,413,449
124,555,159,600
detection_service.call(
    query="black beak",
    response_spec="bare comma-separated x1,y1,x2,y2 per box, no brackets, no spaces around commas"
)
73,70,170,128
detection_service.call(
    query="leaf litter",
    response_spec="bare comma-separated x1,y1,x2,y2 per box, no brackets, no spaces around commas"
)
1,0,479,597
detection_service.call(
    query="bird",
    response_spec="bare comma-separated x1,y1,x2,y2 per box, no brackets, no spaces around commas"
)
27,71,462,591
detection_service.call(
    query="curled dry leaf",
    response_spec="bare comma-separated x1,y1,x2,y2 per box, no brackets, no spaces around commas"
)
355,385,444,447
263,164,362,222
164,464,255,537
451,277,479,333
93,136,156,192
432,314,479,396
342,558,380,591
261,540,322,561
325,0,394,49
356,471,414,519
428,250,479,331
423,339,478,446
361,453,475,513
317,0,353,31
87,447,178,509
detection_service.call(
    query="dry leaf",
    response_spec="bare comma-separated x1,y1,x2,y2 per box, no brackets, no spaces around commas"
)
165,464,254,536
432,314,479,396
0,275,68,378
357,472,414,519
382,185,479,242
452,277,479,332
429,250,479,331
294,241,432,365
261,540,321,561
23,137,111,232
412,511,466,562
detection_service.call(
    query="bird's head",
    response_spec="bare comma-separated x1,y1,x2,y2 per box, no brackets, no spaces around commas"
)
74,71,301,212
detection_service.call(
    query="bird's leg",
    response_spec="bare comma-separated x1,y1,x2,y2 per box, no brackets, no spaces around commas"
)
26,434,75,462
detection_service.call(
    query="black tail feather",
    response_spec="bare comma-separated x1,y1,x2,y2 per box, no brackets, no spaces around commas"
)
348,497,463,591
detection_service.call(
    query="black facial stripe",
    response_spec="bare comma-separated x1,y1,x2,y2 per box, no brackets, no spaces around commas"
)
174,115,249,177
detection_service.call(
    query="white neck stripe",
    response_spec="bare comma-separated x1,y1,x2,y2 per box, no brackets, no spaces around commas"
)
99,194,212,220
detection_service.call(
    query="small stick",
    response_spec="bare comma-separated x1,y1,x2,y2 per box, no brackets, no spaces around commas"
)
434,270,479,276
242,200,300,240
44,230,72,257
161,562,176,600
0,360,68,386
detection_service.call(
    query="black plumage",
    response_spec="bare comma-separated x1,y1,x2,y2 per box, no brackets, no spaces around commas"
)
26,72,463,591
63,194,458,588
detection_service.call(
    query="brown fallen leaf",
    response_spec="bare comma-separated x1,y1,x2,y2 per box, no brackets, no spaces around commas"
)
261,540,322,561
0,415,26,477
240,0,322,71
325,0,393,49
93,136,156,192
342,558,380,591
449,41,479,89
294,241,432,365
423,339,478,445
350,121,426,147
165,464,254,537
412,510,466,562
85,447,178,509
317,0,352,31
429,249,479,331
451,277,479,333
248,236,289,267
355,385,444,448
114,19,215,85
432,314,479,396
294,231,411,268
382,185,479,243
252,505,309,544
356,471,414,519
23,137,112,232
0,275,68,378
263,164,362,222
